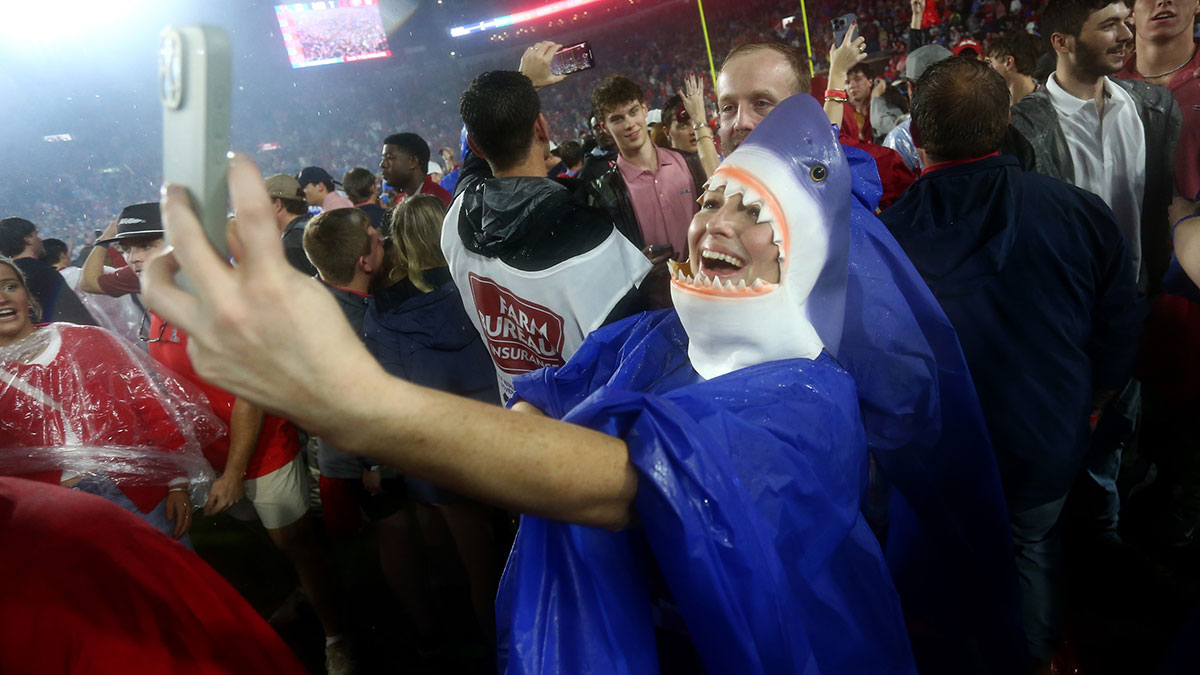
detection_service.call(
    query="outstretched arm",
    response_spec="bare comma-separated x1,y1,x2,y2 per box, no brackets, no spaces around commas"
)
142,155,636,530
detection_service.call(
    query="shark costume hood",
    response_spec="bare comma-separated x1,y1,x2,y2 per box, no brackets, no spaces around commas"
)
669,94,848,379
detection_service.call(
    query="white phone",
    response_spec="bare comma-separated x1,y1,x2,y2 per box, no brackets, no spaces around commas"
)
159,25,233,272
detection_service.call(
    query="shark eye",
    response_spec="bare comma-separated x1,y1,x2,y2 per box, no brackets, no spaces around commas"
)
810,164,827,182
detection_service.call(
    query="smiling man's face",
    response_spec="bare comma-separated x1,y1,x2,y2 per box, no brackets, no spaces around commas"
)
717,49,801,153
602,101,649,156
1065,2,1135,77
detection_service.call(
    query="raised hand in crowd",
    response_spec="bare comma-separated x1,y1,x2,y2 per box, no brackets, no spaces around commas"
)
910,0,925,30
519,41,566,90
679,71,720,174
824,25,868,126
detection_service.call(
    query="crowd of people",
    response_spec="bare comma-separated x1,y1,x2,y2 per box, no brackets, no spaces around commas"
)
6,0,1057,248
3,0,1200,673
285,5,392,63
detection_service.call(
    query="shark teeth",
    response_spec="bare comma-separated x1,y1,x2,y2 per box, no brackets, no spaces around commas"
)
701,249,745,268
667,259,775,295
710,173,782,262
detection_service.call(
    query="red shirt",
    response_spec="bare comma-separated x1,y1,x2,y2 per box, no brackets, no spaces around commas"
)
417,174,453,207
841,102,873,143
1118,40,1200,199
839,135,918,210
96,264,140,297
1,324,223,512
147,313,298,479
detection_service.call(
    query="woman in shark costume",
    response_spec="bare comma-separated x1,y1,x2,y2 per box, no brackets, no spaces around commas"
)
487,92,998,673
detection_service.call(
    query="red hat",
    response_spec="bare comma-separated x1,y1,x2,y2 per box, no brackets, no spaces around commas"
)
953,38,982,56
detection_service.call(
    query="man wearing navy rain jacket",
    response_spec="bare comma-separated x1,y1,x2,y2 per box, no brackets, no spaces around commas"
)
881,56,1144,669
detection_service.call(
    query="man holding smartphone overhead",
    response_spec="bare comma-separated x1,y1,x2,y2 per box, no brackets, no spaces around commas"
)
441,42,652,404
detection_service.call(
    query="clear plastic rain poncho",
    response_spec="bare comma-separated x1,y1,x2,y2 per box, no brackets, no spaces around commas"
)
0,323,222,505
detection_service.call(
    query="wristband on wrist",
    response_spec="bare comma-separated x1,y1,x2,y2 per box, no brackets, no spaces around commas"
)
824,88,849,103
691,121,708,131
168,486,188,493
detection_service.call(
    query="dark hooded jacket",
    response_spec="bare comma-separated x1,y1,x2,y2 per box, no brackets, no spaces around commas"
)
362,267,496,403
452,149,649,304
881,155,1144,508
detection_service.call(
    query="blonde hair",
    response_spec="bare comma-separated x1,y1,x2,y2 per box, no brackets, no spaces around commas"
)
0,256,41,322
388,195,448,292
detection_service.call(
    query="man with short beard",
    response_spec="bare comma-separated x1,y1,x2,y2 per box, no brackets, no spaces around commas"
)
1011,0,1181,296
1010,0,1183,583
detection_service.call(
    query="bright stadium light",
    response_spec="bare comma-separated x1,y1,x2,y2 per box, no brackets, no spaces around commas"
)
450,0,605,38
0,0,148,44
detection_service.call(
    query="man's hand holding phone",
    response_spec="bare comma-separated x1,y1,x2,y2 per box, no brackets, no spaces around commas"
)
520,42,566,90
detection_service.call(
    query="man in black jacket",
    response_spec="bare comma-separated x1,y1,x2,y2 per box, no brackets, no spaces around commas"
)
442,43,651,403
1009,0,1181,296
881,57,1143,668
0,217,94,325
1008,0,1182,558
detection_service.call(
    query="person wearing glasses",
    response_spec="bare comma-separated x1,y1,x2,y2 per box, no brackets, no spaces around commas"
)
0,255,219,542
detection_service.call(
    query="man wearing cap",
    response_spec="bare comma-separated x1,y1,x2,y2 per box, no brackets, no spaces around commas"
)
265,173,319,277
379,132,452,208
297,166,354,212
79,203,167,318
0,216,95,325
952,37,983,58
884,43,955,171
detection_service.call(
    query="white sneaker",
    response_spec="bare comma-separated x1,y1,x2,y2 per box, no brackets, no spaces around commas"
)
325,640,357,675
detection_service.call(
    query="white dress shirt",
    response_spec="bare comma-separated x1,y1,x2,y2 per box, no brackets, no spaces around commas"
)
1045,73,1147,286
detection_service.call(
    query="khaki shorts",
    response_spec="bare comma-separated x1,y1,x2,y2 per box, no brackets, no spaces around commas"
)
227,453,310,530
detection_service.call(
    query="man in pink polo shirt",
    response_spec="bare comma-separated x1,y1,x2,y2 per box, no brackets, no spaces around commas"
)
1118,0,1200,200
587,75,707,307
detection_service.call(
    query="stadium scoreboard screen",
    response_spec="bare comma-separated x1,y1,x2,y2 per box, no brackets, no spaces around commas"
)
275,0,391,69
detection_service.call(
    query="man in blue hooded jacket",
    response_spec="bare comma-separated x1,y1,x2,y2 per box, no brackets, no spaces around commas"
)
881,56,1143,669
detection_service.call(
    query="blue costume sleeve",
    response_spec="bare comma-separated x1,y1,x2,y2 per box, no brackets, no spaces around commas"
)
502,312,916,674
840,145,1028,671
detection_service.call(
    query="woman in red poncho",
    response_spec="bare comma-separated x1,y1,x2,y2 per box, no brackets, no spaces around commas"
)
0,256,221,541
